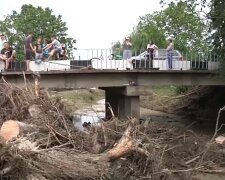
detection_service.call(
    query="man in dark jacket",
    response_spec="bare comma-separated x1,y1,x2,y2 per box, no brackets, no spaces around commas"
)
24,32,35,71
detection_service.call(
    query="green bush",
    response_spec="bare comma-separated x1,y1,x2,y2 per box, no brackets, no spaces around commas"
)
175,86,189,94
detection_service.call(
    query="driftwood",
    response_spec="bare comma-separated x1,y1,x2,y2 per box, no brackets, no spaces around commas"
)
1,81,225,179
0,119,148,179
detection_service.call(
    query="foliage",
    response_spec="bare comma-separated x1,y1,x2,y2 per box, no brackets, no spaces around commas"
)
130,1,207,54
209,0,225,57
0,4,76,60
175,86,189,94
112,41,122,55
159,0,208,9
131,12,167,53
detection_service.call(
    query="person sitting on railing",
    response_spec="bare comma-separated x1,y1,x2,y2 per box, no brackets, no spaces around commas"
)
42,38,51,60
43,35,62,60
0,42,16,70
34,37,44,64
59,43,67,60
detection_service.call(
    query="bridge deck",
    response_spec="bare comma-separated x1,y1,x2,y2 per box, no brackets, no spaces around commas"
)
1,69,222,89
0,69,216,75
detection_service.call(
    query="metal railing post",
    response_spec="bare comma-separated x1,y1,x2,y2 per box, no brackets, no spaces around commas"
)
105,49,107,69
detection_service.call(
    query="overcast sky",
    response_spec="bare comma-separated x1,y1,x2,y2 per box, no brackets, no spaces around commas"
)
0,0,161,49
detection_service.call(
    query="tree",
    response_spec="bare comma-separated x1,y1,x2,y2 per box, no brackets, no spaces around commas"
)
209,0,225,57
0,4,76,60
130,1,207,54
159,0,208,9
112,41,122,55
130,13,167,53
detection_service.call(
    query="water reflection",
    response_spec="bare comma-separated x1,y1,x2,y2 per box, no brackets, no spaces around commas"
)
73,112,104,131
73,99,105,131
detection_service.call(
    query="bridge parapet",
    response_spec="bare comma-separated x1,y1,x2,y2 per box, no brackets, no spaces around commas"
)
0,49,221,72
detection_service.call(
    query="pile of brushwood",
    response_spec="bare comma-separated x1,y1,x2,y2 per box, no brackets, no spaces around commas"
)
0,81,225,180
143,86,225,121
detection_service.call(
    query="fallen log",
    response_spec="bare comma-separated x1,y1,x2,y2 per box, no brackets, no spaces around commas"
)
0,120,36,141
102,119,137,161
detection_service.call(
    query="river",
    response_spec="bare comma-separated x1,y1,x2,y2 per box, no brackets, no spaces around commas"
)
72,99,225,180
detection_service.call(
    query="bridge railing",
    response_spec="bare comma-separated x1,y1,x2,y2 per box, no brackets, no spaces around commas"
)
0,49,221,72
73,49,221,70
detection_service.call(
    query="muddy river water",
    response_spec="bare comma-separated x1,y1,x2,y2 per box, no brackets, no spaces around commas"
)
72,99,225,180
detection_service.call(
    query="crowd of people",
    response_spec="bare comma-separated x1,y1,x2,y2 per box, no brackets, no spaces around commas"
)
122,36,175,69
0,32,175,71
0,32,67,71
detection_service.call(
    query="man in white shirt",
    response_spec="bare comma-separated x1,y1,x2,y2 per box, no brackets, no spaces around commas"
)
147,41,158,68
43,35,62,60
0,34,6,51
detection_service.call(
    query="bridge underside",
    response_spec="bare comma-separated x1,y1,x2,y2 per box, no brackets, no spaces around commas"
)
1,70,223,119
1,70,223,89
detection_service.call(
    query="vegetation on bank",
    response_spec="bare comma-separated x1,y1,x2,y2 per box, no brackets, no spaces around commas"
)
50,89,104,112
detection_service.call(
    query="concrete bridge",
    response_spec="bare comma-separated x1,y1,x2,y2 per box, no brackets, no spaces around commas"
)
0,48,220,119
1,68,223,120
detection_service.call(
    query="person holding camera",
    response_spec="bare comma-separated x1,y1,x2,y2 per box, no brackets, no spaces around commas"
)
123,36,132,60
147,41,158,68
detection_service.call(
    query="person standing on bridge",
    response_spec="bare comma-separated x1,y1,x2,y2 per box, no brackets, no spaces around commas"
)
123,36,132,60
147,41,158,68
166,38,174,69
24,32,35,71
123,36,132,69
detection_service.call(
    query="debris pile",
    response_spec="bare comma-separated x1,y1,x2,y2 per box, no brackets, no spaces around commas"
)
0,82,225,180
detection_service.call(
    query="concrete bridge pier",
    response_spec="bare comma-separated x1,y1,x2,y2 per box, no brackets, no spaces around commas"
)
100,86,151,120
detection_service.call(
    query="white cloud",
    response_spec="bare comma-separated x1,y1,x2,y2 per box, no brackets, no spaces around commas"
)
0,0,161,49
